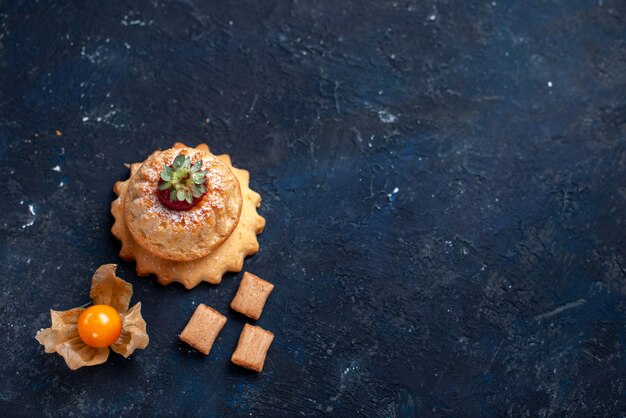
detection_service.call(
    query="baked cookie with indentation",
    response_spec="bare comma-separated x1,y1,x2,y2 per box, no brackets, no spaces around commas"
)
179,304,226,355
230,272,274,320
111,143,265,289
231,324,274,372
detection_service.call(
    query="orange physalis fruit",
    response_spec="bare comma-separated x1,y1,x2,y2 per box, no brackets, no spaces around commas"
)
77,305,122,348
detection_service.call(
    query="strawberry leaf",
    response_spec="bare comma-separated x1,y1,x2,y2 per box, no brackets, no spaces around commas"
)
191,161,202,172
158,154,208,204
172,155,185,169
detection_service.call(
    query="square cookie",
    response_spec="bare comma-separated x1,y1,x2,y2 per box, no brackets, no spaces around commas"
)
231,324,274,372
179,304,227,355
230,272,275,320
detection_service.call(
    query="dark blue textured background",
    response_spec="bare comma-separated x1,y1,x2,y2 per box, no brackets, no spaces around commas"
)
1,0,625,416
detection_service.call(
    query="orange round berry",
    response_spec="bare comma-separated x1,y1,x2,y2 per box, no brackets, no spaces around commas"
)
77,305,122,348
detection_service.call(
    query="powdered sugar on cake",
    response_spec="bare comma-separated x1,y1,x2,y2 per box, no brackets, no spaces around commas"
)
123,146,243,261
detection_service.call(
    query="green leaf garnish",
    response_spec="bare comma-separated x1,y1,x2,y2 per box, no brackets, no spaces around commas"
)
160,167,173,181
191,184,206,198
191,172,205,183
191,161,202,172
159,154,208,204
172,155,185,170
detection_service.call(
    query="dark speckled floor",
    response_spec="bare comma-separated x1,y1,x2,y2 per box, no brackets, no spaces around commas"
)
1,0,625,416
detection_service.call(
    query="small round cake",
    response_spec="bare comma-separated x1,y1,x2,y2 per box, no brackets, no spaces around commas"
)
124,146,243,262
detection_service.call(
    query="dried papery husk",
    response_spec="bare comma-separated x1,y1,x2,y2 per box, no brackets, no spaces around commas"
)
90,264,132,313
56,336,110,370
35,265,149,369
111,303,149,357
36,308,83,353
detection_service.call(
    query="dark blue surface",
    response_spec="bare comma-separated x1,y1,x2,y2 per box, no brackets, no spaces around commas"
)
1,0,625,416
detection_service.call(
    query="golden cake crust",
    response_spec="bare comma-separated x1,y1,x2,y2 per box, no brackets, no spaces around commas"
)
124,145,242,261
111,143,266,289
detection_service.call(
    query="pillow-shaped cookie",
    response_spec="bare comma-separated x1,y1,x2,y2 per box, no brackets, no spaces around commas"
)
124,146,242,262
